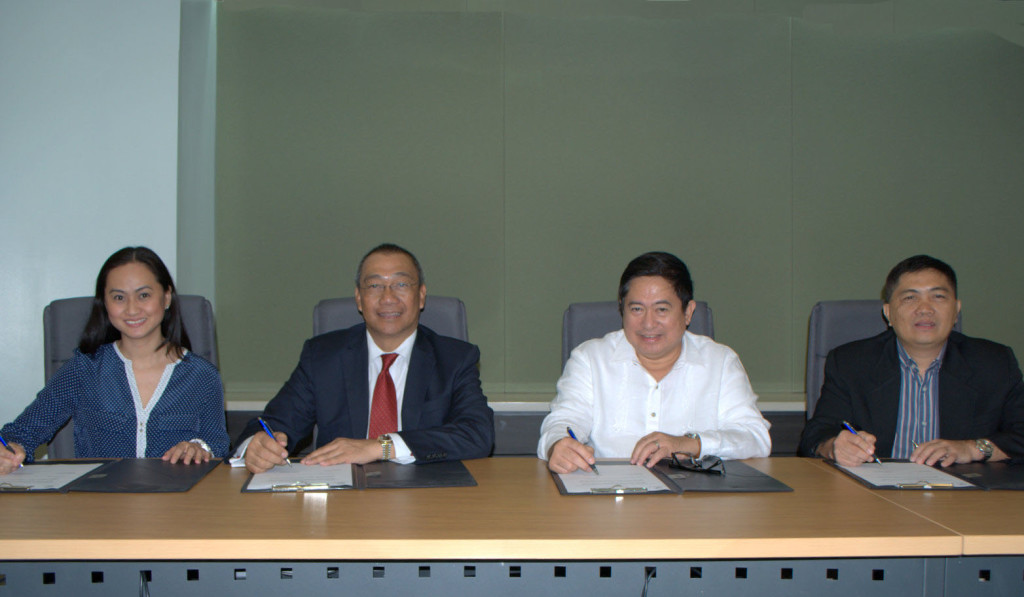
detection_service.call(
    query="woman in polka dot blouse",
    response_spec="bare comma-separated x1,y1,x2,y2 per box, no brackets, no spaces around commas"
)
0,247,230,473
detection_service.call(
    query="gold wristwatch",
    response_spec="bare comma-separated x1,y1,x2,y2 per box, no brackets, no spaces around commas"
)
975,438,994,462
378,434,394,461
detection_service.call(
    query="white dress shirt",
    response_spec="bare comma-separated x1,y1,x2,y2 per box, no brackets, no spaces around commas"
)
537,330,771,460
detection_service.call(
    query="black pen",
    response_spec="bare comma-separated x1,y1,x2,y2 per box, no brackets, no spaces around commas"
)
842,421,884,466
566,426,598,474
258,418,292,467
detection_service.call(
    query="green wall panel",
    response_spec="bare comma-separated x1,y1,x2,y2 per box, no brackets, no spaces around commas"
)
216,1,1024,406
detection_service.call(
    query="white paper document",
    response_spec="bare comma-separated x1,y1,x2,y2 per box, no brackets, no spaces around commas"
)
837,462,975,489
0,462,106,491
557,461,674,494
246,463,355,492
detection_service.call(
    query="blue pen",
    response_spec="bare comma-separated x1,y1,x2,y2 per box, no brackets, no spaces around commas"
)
0,433,23,468
566,426,598,474
258,418,292,467
842,421,884,466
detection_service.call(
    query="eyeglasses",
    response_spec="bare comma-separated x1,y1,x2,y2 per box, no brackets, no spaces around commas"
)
669,453,725,476
360,281,419,297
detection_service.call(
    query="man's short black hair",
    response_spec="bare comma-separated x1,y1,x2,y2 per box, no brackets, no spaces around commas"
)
354,243,425,286
883,254,957,302
618,251,693,315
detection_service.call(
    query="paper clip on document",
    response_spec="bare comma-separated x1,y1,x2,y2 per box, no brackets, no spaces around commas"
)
0,483,32,492
590,486,647,494
270,483,348,492
896,482,954,489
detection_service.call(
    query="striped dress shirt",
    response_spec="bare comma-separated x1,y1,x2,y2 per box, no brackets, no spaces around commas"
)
891,341,945,458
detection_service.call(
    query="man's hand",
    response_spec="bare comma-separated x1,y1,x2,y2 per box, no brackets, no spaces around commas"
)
245,431,290,473
0,442,26,474
911,439,979,467
547,437,596,474
301,438,381,466
630,432,699,468
162,441,211,464
820,429,878,466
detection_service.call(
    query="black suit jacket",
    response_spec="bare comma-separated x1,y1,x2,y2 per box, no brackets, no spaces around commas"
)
799,330,1024,459
242,324,494,462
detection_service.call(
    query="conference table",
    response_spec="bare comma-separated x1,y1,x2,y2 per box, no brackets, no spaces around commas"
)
0,457,1020,596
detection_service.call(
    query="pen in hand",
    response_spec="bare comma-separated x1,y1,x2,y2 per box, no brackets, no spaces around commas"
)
842,421,884,466
257,418,292,467
566,427,598,474
0,433,23,468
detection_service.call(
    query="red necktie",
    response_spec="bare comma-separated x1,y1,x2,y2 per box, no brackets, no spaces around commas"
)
368,353,399,438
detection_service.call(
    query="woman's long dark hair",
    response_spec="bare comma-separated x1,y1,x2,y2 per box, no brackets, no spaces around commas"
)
78,247,191,358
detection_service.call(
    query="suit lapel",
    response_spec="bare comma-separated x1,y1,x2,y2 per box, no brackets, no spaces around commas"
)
865,332,902,450
938,334,978,438
342,331,370,439
401,328,435,431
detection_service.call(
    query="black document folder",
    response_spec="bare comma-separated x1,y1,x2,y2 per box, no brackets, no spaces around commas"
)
936,461,1024,491
242,460,478,492
653,460,793,493
360,460,477,489
552,460,792,495
67,458,220,493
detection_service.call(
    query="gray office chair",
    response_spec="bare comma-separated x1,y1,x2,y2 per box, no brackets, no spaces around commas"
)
312,295,469,341
43,295,219,458
804,299,962,419
561,300,714,369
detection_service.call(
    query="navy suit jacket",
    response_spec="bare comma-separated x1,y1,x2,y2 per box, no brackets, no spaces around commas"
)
799,330,1024,459
242,324,494,462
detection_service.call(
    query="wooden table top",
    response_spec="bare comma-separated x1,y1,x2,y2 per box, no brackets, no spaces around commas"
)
871,485,1024,555
0,457,968,561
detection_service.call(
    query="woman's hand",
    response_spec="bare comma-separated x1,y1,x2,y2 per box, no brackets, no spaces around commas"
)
162,441,212,464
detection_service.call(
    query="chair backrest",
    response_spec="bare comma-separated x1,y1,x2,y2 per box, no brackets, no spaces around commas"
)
561,300,714,368
312,295,469,341
42,295,218,458
804,299,962,419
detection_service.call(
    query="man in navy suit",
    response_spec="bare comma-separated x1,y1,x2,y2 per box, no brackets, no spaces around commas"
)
800,255,1024,467
240,244,493,473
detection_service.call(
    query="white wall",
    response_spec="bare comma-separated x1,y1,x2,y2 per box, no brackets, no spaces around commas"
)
0,0,183,424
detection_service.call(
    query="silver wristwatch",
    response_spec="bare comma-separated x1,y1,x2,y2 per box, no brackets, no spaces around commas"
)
975,438,994,461
684,432,701,457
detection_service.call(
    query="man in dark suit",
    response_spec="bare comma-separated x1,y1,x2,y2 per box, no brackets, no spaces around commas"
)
800,255,1024,467
239,244,493,473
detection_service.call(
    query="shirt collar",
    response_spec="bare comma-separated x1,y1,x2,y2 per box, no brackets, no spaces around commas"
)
366,330,417,363
112,342,185,364
895,338,946,374
612,329,695,371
